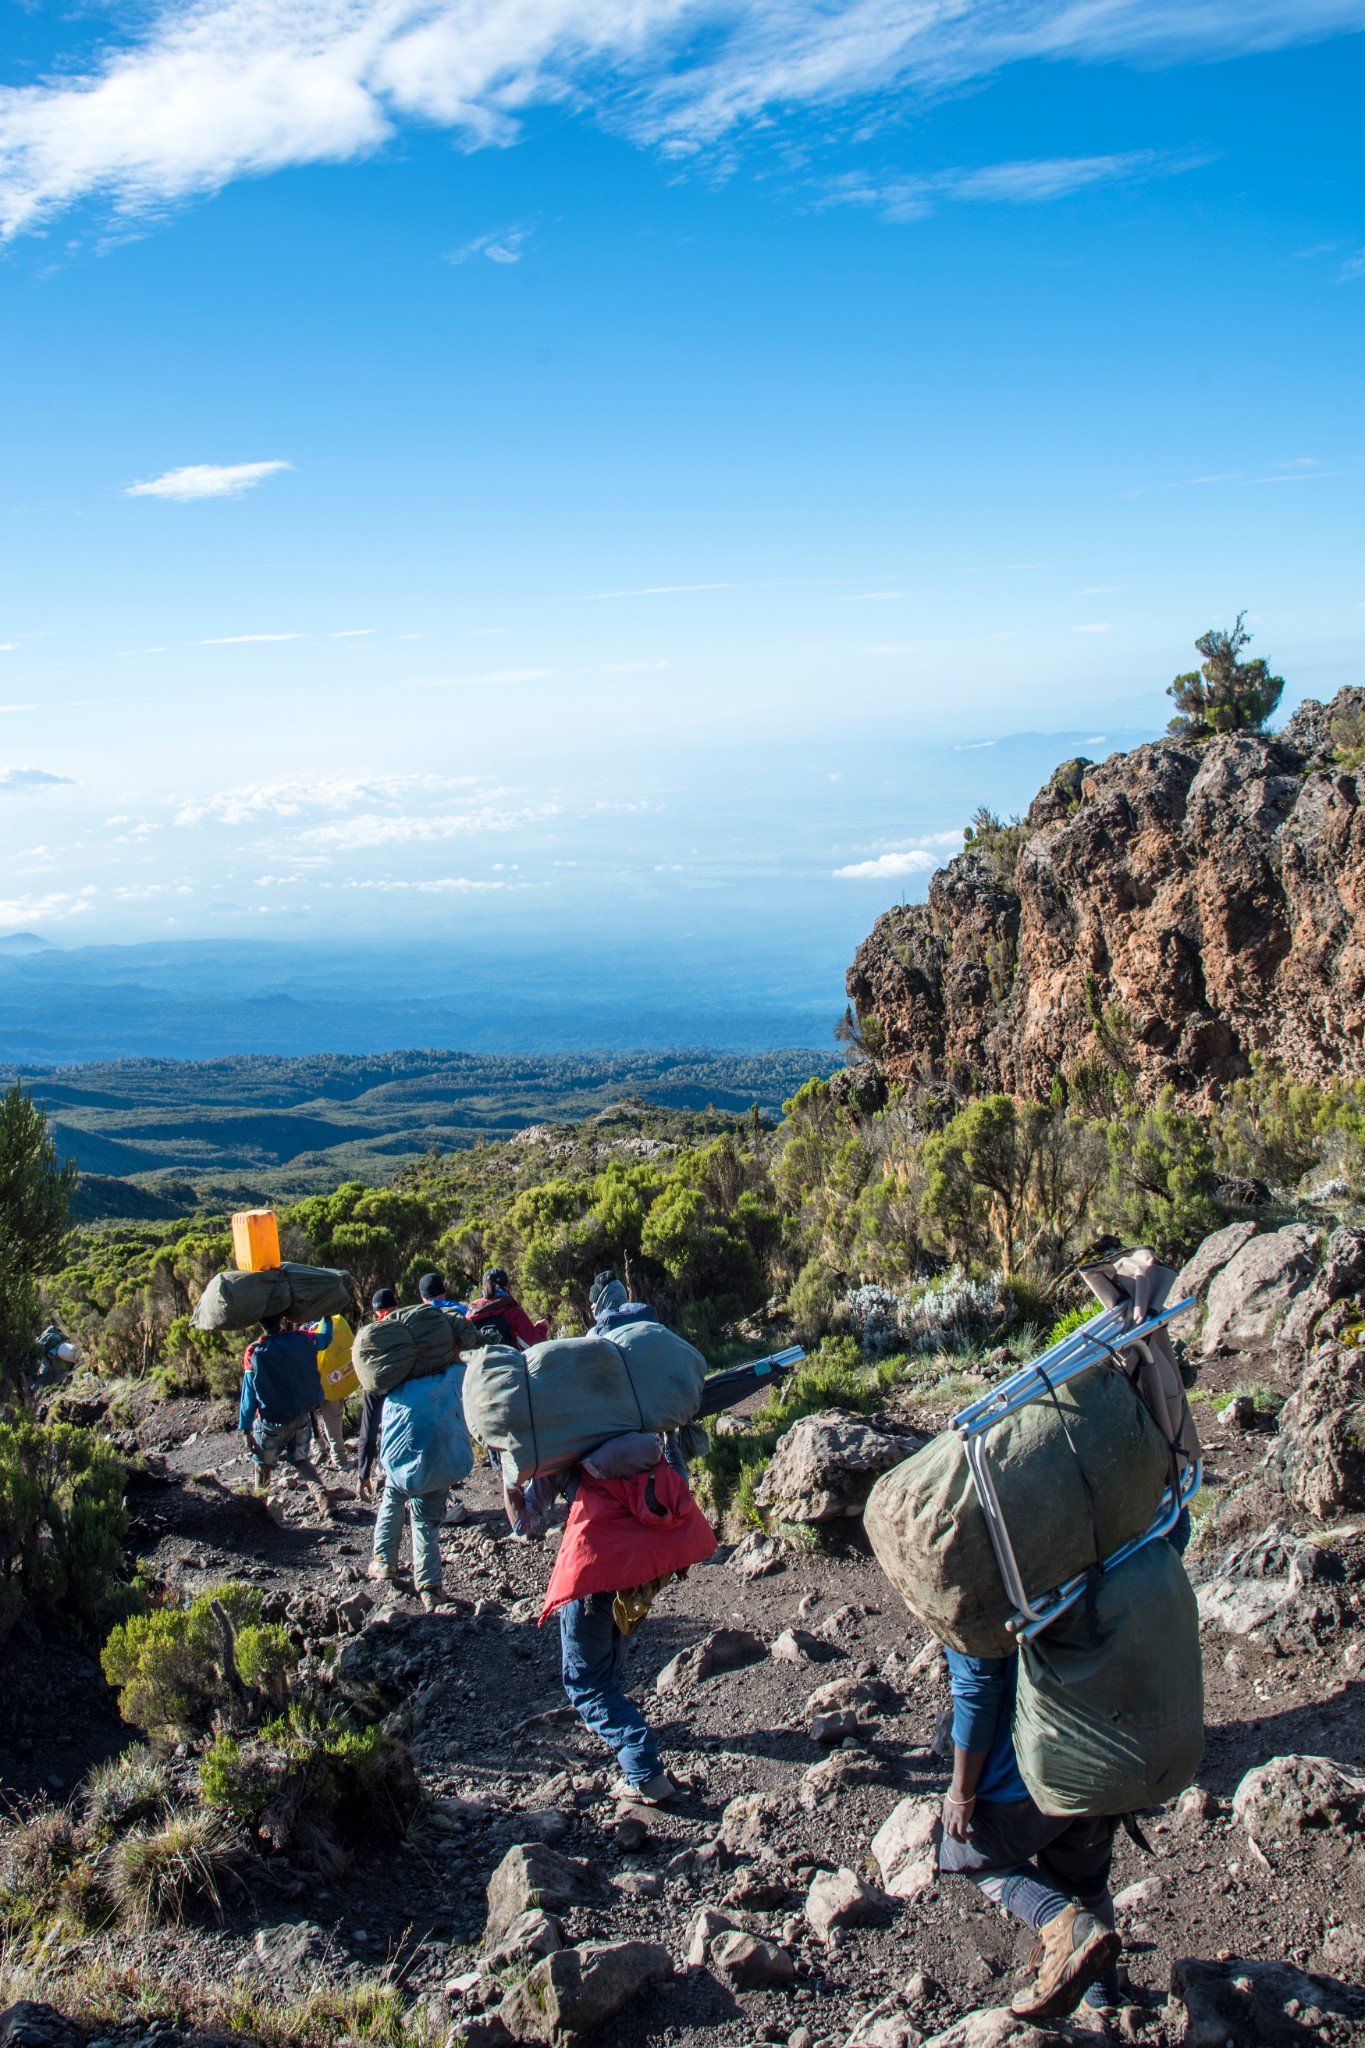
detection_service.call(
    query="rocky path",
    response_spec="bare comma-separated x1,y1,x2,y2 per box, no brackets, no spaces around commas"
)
7,1361,1365,2048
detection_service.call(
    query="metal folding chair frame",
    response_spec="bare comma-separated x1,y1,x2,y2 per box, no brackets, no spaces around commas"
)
951,1297,1201,1641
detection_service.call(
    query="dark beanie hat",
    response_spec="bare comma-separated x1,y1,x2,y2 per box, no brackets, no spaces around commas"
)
418,1273,444,1300
372,1286,398,1312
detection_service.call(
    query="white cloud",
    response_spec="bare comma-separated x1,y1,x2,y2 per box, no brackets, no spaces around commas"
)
0,767,75,791
448,225,533,264
409,668,557,687
197,631,306,644
338,876,516,891
174,770,483,826
822,149,1201,223
0,704,38,714
125,460,291,500
835,848,941,880
583,582,733,599
302,801,560,850
331,628,375,637
0,886,95,921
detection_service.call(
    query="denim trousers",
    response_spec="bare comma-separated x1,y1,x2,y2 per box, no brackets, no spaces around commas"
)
373,1479,448,1588
559,1593,662,1786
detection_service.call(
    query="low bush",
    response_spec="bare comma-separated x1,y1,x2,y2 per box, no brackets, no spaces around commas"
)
106,1810,240,1930
0,1420,143,1643
83,1749,172,1840
101,1583,297,1743
199,1713,422,1873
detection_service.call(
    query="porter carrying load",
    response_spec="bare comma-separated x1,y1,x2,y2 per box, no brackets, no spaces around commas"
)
351,1301,467,1395
463,1320,708,1484
864,1248,1202,1658
192,1262,353,1333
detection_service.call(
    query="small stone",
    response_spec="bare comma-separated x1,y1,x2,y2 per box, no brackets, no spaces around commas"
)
1112,1877,1165,1912
806,1867,885,1940
1221,1395,1257,1432
789,2029,815,2048
687,1907,740,1967
810,1710,860,1745
614,1813,649,1852
771,1628,827,1663
497,1941,673,2042
612,1872,663,1900
711,1932,797,1992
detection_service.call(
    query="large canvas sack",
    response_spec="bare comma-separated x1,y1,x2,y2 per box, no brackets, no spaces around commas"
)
192,1262,352,1333
353,1304,459,1395
1014,1539,1205,1816
864,1364,1173,1657
381,1366,474,1495
463,1321,707,1482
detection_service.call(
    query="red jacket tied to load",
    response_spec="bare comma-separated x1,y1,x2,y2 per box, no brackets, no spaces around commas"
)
540,1460,717,1623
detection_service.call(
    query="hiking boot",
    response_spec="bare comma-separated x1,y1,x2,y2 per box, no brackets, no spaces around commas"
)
420,1586,448,1613
309,1485,339,1521
367,1559,398,1585
613,1771,676,1806
1011,1905,1121,2022
443,1501,470,1526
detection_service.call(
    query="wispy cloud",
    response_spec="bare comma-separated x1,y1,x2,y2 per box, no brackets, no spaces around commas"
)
174,771,483,827
842,590,904,602
1339,250,1365,282
125,460,291,501
2,2,1348,239
409,667,557,688
447,224,533,264
303,803,560,851
583,582,733,599
822,149,1202,223
1072,622,1112,633
338,876,516,891
197,631,306,645
0,767,75,791
0,887,95,922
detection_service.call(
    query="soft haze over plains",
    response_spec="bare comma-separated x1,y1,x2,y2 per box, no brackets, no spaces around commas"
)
1,0,1362,1040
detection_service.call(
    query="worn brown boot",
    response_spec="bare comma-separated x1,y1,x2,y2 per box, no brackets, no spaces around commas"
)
1011,1904,1120,2021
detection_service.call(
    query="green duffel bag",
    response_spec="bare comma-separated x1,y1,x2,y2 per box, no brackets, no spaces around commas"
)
352,1304,459,1396
1014,1538,1205,1817
864,1362,1173,1657
463,1321,707,1482
192,1262,352,1333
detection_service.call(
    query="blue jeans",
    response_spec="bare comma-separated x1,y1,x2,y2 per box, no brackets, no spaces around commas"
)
559,1593,661,1786
373,1480,448,1589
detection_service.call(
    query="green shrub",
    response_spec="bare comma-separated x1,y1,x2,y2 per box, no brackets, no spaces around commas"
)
153,1317,242,1399
101,1583,296,1742
1045,1301,1097,1347
0,1420,142,1642
784,1259,840,1346
199,1714,422,1862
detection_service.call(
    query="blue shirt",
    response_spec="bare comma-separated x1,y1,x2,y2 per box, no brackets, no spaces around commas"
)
944,1648,1029,1804
239,1320,331,1429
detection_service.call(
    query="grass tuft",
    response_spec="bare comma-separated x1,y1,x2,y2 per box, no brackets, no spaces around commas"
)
106,1809,241,1930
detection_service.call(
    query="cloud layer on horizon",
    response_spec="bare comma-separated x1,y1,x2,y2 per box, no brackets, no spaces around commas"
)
2,0,1362,239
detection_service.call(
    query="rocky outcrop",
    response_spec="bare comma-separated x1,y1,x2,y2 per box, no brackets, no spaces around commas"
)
846,689,1365,1104
753,1409,918,1523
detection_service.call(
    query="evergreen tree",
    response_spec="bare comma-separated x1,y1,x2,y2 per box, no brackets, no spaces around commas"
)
0,1081,77,1373
1167,613,1284,738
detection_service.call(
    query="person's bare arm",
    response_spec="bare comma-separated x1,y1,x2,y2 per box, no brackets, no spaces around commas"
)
943,1743,987,1841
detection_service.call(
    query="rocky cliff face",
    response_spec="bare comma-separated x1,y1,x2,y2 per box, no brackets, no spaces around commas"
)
847,687,1365,1105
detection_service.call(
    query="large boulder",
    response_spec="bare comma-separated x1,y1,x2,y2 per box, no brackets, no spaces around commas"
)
484,1843,596,1947
1269,1342,1365,1517
1198,1225,1320,1356
870,1796,940,1898
1171,1221,1260,1335
1278,1225,1365,1355
805,1867,886,1939
754,1409,917,1523
1170,1956,1360,2047
1232,1754,1365,1848
497,1940,673,2042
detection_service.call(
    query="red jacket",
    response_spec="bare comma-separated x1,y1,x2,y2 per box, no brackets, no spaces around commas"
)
539,1461,717,1622
466,1293,549,1350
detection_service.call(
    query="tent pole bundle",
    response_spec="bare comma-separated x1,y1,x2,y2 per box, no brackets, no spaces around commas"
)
952,1297,1202,1643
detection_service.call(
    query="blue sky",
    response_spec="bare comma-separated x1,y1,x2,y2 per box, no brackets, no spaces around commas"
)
1,0,1363,965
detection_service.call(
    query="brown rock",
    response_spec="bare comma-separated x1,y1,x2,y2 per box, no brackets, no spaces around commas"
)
484,1842,596,1947
497,1939,673,2042
711,1932,797,1992
1170,1956,1359,2047
845,697,1365,1106
755,1411,912,1524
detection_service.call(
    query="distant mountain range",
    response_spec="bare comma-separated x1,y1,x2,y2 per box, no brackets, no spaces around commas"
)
7,1047,840,1214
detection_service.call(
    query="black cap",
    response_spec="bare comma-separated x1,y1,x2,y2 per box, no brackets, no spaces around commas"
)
588,1269,617,1308
483,1267,509,1295
418,1273,445,1301
372,1286,398,1312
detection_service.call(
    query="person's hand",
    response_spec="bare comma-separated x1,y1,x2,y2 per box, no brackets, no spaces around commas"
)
941,1790,976,1842
356,1474,373,1503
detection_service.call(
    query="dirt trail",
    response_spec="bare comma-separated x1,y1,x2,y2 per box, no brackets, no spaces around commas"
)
5,1379,1365,2047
